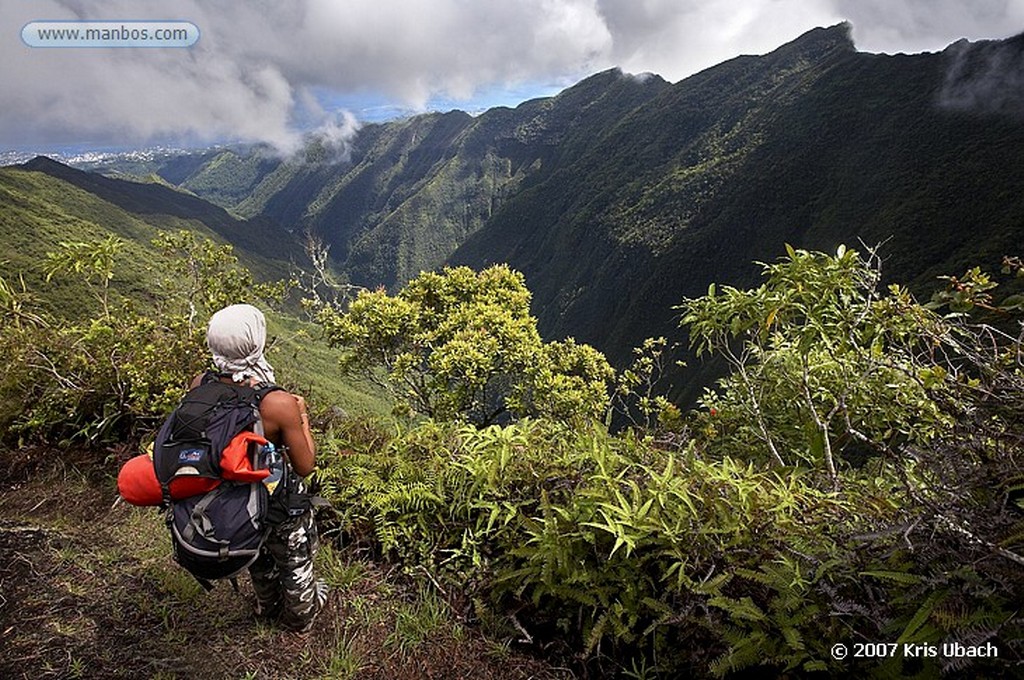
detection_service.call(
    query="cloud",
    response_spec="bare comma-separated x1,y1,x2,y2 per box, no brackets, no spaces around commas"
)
2,0,614,151
2,0,1021,152
829,0,1024,54
268,0,614,106
3,0,303,151
939,35,1024,118
595,0,845,80
296,91,361,164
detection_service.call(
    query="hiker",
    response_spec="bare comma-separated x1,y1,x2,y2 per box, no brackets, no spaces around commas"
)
199,303,328,633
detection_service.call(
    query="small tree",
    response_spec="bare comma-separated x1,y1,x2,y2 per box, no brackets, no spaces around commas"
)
681,244,952,483
315,265,613,425
153,230,288,332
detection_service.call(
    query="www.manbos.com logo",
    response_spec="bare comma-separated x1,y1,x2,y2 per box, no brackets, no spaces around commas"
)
22,20,200,48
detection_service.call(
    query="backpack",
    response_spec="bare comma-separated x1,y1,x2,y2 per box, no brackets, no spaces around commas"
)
152,373,287,589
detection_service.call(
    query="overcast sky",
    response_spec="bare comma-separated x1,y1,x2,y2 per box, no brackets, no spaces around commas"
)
3,0,1022,153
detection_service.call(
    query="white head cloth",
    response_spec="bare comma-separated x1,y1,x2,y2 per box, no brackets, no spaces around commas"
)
206,304,276,385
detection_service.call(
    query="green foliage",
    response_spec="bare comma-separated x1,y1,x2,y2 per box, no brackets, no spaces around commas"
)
151,230,289,330
312,246,1023,677
316,417,887,676
315,265,613,425
0,231,286,445
44,235,124,316
682,245,953,480
928,266,1001,314
680,245,1024,674
927,256,1024,316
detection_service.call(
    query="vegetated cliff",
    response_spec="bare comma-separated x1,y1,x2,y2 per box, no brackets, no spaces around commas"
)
448,25,1024,399
51,24,1024,401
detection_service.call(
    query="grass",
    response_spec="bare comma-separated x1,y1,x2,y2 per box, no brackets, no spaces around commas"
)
320,632,366,679
0,448,574,679
265,312,391,418
384,586,454,661
317,543,369,590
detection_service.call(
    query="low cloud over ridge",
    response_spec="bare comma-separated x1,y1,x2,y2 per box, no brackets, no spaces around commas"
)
3,0,1021,152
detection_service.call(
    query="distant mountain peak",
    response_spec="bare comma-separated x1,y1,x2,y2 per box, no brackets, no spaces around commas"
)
557,66,668,93
544,67,669,112
21,155,66,171
767,22,855,62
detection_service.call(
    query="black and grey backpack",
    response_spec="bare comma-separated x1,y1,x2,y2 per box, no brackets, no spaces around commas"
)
152,373,287,589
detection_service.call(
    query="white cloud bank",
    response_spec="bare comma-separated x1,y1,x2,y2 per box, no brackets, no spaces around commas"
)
2,0,1021,151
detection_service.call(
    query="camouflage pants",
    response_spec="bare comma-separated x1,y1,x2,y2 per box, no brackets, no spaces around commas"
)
249,507,325,631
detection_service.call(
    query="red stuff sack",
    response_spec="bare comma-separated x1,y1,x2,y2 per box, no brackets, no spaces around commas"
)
117,447,222,506
117,452,163,506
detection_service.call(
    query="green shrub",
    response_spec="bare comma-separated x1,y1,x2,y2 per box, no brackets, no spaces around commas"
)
0,231,285,445
315,246,1023,677
314,265,614,426
681,244,954,479
318,418,897,675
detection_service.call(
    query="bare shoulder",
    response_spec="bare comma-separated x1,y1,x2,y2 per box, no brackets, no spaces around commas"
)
260,389,299,417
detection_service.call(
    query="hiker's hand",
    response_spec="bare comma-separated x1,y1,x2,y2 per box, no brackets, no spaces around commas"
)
295,395,311,428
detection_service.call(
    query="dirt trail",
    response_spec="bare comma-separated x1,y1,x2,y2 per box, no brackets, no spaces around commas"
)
0,448,571,679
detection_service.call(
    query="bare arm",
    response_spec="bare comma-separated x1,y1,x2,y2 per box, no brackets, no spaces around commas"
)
260,390,317,477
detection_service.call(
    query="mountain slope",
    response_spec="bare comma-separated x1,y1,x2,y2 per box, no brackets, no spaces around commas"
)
233,69,669,287
16,156,305,267
0,159,301,316
120,70,668,288
0,159,390,412
448,25,1024,397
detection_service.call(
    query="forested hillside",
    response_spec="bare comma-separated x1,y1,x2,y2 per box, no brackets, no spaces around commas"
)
451,25,1024,387
63,24,1024,405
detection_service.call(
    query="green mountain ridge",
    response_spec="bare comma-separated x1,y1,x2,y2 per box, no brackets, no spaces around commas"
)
0,157,306,319
220,68,670,287
12,23,1024,403
16,156,305,268
448,24,1024,398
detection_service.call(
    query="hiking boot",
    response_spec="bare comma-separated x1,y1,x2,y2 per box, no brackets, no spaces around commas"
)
253,597,282,622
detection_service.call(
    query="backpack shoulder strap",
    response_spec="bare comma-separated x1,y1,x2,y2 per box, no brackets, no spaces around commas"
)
252,383,285,402
248,384,285,437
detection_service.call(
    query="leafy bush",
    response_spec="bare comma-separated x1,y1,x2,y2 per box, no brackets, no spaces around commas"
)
0,231,285,445
7,231,1019,676
681,245,1024,674
681,244,954,479
314,265,614,425
316,247,1023,677
318,417,907,675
